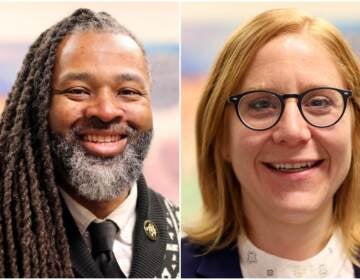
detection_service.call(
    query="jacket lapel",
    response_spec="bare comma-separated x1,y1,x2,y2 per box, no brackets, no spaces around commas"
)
62,205,103,278
354,263,360,278
196,244,242,278
129,175,167,278
62,175,168,278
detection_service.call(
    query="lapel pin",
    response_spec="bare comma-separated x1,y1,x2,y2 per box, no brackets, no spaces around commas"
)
144,220,158,241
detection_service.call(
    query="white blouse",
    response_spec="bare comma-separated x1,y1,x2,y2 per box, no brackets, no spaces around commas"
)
238,230,354,278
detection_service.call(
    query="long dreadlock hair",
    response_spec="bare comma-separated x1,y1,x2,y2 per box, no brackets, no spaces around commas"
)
0,8,147,277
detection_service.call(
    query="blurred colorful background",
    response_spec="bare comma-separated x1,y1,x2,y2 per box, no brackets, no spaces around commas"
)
182,2,360,224
3,1,360,225
0,2,179,203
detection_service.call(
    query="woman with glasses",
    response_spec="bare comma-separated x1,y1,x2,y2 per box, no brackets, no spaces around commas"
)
182,8,360,278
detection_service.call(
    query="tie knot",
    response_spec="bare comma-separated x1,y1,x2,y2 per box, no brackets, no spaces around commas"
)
88,220,118,254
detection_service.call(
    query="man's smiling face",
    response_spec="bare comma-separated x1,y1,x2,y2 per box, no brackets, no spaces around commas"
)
48,31,153,201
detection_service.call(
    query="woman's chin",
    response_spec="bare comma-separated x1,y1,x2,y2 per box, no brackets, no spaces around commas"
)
263,193,331,224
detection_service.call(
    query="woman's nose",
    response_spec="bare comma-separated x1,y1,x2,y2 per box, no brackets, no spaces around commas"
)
84,90,125,123
272,99,311,146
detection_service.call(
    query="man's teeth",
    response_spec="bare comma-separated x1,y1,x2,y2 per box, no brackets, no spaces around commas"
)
270,162,317,171
83,135,122,143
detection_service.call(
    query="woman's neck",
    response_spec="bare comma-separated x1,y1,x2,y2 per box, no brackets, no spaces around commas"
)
243,202,334,261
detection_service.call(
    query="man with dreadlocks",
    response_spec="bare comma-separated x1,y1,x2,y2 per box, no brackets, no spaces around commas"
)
0,8,179,278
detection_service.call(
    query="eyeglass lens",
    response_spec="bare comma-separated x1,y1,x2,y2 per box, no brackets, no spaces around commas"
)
238,88,345,130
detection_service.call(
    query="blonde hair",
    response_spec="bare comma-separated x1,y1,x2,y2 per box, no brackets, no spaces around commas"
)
187,8,360,263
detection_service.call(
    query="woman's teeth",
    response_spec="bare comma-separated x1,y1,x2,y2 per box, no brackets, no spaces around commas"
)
268,161,318,172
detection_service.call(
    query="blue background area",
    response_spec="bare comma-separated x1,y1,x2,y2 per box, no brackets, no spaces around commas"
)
0,43,179,109
182,21,360,76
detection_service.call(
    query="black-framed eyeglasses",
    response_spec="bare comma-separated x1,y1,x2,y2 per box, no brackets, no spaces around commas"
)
228,87,352,131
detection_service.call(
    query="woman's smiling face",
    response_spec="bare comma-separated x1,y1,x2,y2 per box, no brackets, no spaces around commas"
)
224,33,352,223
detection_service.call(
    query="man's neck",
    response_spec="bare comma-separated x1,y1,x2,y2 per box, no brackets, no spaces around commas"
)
62,186,129,219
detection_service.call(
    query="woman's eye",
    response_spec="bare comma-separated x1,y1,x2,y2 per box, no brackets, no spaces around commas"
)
248,99,273,110
307,97,332,108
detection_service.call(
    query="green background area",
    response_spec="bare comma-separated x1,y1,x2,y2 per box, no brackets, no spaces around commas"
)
181,175,202,226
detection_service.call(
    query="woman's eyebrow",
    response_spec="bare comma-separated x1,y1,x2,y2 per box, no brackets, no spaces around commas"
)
240,83,334,93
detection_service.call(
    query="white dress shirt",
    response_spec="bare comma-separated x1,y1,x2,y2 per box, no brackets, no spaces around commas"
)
60,184,137,277
238,229,354,278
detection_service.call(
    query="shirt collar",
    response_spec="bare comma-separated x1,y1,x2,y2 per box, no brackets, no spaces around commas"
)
238,229,353,278
60,183,137,244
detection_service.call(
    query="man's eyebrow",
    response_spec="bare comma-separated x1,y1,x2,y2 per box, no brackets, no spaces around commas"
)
59,72,92,82
114,73,147,86
59,72,147,88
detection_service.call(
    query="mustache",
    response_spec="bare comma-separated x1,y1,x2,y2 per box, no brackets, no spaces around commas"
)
71,117,137,136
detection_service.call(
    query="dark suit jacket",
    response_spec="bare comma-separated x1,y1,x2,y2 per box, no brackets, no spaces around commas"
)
181,238,360,278
63,175,179,278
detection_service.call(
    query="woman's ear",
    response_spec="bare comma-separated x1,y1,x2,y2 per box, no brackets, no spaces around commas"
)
221,145,230,161
220,112,231,162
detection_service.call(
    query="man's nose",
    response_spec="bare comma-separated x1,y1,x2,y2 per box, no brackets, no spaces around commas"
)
84,90,125,123
272,99,311,146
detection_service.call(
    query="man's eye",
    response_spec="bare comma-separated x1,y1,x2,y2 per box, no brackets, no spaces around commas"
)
64,88,90,95
118,88,144,96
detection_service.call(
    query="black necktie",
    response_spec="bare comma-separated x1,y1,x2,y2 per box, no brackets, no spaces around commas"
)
88,220,126,278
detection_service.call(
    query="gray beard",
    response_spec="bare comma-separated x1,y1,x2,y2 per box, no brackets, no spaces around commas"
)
50,127,152,201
